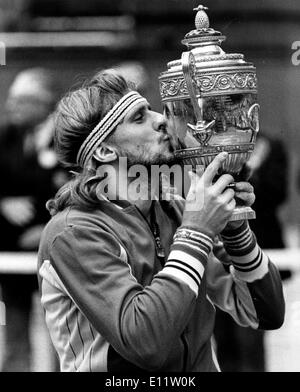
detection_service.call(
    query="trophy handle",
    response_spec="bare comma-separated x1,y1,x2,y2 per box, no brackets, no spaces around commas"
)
181,51,203,122
247,103,260,142
181,51,215,145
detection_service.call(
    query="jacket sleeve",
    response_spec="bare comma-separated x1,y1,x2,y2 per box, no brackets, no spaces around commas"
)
207,221,285,330
48,223,213,370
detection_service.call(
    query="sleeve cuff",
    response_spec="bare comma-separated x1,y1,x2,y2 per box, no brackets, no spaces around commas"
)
221,220,256,256
160,228,213,296
221,221,269,282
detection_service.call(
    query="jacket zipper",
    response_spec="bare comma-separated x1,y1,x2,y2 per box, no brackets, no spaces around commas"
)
134,203,165,265
135,203,189,370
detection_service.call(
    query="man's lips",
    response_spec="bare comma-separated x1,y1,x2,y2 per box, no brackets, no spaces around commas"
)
160,134,177,153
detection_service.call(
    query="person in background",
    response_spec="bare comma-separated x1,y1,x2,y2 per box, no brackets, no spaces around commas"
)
0,68,67,371
248,134,288,249
214,133,288,372
0,0,31,31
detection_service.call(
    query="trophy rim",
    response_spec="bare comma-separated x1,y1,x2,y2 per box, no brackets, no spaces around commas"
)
174,143,255,158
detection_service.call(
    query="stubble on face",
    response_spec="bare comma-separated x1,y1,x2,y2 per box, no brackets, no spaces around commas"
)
114,138,176,168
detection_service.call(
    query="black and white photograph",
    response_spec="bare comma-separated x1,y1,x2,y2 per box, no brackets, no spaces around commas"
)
0,0,299,376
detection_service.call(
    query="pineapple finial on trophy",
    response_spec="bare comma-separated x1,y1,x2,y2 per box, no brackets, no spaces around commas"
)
193,5,209,30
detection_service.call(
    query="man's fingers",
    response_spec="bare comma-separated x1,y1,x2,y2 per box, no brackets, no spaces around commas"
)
235,192,256,206
234,181,255,206
227,198,236,211
203,152,228,185
219,188,235,204
234,182,254,193
212,174,235,194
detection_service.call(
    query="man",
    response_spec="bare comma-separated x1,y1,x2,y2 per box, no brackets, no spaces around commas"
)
0,68,65,371
38,69,285,372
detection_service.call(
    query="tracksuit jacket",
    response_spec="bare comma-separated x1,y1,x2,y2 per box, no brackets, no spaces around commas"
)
37,198,285,372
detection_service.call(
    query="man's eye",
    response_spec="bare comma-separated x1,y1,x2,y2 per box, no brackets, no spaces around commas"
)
134,113,144,122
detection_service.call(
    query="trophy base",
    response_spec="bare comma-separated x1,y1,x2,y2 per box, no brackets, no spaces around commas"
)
229,206,256,222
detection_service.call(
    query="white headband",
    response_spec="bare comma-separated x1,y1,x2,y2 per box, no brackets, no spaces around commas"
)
76,91,147,167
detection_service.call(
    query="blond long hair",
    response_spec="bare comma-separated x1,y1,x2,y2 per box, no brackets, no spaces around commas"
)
47,69,133,215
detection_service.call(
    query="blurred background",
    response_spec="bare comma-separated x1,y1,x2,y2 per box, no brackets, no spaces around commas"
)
0,0,299,372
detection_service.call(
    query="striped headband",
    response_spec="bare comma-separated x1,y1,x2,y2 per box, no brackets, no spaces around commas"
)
76,91,147,167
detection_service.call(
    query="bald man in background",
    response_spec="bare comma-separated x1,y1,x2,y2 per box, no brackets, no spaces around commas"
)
0,68,66,371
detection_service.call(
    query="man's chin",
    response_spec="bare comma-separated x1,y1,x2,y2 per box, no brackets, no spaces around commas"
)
117,148,176,167
149,150,177,166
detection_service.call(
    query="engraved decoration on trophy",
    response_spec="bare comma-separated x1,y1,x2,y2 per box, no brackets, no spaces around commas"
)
159,5,260,221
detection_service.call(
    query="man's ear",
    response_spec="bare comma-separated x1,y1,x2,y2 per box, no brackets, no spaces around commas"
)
93,144,118,163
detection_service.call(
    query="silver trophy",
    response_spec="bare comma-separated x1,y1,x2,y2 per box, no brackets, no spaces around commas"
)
159,5,260,221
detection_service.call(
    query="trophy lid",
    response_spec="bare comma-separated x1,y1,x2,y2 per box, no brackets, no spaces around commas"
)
159,5,257,101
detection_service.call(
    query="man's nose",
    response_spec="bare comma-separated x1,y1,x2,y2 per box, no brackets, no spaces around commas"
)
152,111,167,133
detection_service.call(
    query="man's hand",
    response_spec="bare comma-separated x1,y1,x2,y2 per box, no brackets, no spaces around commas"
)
224,181,256,231
234,181,255,207
182,152,236,239
0,197,35,226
